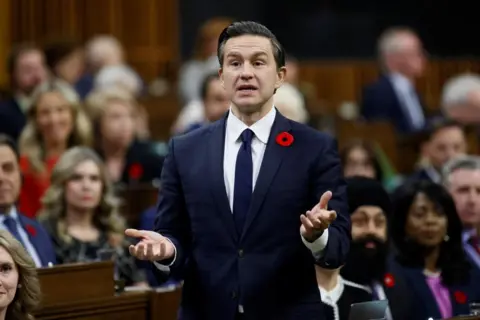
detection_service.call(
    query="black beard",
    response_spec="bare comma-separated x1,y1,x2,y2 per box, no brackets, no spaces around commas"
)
340,235,388,285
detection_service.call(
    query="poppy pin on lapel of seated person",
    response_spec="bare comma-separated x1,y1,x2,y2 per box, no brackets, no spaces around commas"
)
383,273,395,288
25,224,36,237
454,290,467,304
276,132,294,147
128,163,144,180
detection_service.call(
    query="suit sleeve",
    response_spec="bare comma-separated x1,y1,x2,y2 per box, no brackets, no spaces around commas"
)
360,85,376,120
313,136,351,269
153,138,191,273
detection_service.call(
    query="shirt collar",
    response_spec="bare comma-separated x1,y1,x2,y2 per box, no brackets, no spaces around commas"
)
463,228,477,243
318,275,345,305
389,72,413,88
226,105,276,144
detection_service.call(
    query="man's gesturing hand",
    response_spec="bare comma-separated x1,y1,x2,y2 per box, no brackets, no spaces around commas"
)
125,229,175,262
300,191,337,242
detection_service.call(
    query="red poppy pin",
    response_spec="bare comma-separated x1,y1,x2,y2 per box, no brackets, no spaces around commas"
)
454,290,467,304
276,132,294,147
383,273,395,288
25,224,36,237
128,163,143,180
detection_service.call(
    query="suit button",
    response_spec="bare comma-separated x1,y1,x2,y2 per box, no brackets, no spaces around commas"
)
231,291,237,299
238,249,244,258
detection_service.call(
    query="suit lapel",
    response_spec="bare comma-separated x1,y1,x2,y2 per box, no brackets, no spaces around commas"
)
407,268,442,319
208,117,238,243
17,216,47,266
241,112,291,240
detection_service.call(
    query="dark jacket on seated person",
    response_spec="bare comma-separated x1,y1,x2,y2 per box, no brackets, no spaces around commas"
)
98,140,166,187
0,98,26,142
392,258,480,320
4,209,57,267
360,75,427,134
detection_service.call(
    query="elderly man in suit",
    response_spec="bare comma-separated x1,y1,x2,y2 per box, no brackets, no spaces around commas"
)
360,27,427,134
0,134,56,267
127,21,350,320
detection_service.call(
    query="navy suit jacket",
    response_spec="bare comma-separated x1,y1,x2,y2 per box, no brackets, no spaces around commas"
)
18,214,57,267
153,111,351,320
0,98,26,142
393,262,480,320
360,75,426,134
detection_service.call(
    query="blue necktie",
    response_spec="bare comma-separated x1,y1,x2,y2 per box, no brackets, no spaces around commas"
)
3,217,26,247
233,129,254,235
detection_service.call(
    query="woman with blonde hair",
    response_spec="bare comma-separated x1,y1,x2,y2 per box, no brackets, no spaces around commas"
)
18,80,92,218
38,147,147,286
0,230,41,320
85,88,164,186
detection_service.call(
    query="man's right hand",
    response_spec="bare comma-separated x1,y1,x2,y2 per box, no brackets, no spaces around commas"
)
125,229,175,262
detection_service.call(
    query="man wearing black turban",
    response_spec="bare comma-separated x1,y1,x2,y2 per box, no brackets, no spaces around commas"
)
340,176,414,320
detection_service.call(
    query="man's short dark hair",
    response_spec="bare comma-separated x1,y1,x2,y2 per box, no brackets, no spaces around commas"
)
426,118,464,141
0,134,19,161
217,21,285,69
200,73,220,101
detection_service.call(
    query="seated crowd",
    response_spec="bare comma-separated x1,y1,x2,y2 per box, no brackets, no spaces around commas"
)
1,21,480,320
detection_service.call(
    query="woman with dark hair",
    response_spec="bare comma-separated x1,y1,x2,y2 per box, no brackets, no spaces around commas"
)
340,140,383,182
391,180,480,319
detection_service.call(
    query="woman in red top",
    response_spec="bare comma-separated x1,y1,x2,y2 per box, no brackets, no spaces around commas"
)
18,80,92,218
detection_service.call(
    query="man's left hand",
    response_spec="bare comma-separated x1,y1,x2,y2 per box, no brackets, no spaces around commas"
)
300,191,337,242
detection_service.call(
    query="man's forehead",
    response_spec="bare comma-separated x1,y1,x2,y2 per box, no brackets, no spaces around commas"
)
352,205,385,217
224,35,272,54
450,168,480,184
0,146,17,162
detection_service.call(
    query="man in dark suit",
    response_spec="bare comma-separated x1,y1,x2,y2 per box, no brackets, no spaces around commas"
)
0,44,48,142
0,134,56,267
126,21,350,320
360,27,427,134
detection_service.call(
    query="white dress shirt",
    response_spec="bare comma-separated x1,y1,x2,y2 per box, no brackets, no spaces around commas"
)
0,208,43,267
156,106,330,268
389,73,425,130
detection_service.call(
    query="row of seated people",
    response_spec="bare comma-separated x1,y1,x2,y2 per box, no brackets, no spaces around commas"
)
2,126,480,319
0,135,149,286
8,80,165,218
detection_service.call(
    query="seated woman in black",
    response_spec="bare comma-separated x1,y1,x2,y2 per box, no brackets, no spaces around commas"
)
85,87,165,188
391,180,480,319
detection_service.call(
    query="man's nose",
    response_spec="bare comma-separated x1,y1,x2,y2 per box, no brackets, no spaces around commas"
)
240,63,254,78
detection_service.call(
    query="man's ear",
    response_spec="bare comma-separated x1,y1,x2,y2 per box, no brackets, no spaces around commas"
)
274,66,287,90
218,68,224,88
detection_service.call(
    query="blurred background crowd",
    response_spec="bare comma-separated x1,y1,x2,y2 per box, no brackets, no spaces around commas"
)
0,1,480,319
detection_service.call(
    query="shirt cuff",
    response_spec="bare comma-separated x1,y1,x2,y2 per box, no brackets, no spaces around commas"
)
301,229,329,259
153,237,177,270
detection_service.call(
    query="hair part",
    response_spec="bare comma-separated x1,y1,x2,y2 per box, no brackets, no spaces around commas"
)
217,21,285,69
